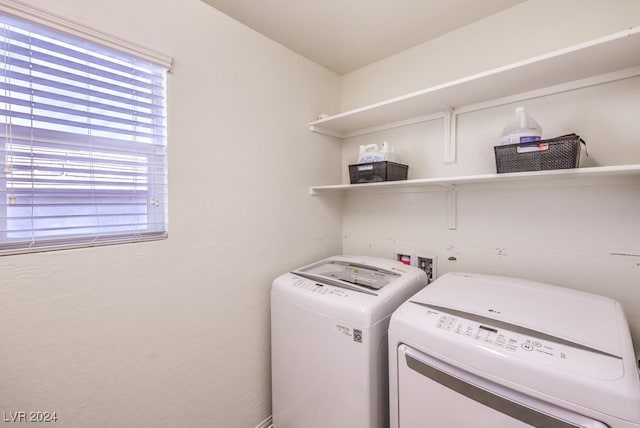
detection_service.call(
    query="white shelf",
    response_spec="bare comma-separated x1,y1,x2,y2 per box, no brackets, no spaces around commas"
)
307,28,640,229
309,27,640,139
310,165,640,230
309,165,640,195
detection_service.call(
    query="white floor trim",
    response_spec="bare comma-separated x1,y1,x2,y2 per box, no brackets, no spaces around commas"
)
255,415,273,428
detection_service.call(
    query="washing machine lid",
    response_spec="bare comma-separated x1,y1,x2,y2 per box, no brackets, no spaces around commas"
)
293,259,400,292
409,273,622,358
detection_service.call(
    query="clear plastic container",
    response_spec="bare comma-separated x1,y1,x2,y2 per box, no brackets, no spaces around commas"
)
500,107,542,145
358,141,399,163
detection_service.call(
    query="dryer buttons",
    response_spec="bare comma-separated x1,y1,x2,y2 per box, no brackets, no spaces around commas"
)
521,343,534,352
436,315,456,331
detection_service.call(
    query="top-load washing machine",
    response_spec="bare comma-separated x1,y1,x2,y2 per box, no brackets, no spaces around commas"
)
389,272,640,428
271,255,427,428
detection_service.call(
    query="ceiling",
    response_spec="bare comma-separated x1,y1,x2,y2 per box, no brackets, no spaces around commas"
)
201,0,525,75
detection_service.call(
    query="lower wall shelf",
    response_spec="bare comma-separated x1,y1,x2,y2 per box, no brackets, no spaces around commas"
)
309,164,640,195
309,164,640,230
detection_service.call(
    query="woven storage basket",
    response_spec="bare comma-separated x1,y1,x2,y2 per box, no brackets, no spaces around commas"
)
348,161,408,184
494,134,585,173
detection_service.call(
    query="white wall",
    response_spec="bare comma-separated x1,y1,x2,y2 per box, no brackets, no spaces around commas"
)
0,1,342,427
339,0,640,348
2,1,639,426
341,0,640,110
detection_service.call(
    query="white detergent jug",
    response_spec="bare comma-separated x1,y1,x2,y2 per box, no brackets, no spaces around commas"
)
500,107,542,145
358,141,399,164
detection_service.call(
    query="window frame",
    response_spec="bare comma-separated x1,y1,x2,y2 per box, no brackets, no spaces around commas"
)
0,2,172,255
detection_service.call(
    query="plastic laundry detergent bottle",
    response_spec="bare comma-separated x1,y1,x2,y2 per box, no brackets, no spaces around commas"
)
358,141,399,163
500,107,542,145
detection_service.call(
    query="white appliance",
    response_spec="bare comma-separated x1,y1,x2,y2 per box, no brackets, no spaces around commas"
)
271,255,427,428
389,272,640,428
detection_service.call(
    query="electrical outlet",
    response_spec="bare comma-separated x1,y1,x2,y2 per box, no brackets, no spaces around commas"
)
416,254,437,284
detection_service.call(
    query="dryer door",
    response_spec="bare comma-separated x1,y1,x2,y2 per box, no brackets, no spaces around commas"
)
396,345,608,428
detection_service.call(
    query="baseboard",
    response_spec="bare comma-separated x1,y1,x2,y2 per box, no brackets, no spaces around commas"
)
255,415,273,428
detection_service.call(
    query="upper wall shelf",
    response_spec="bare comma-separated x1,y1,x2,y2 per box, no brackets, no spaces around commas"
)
309,27,640,139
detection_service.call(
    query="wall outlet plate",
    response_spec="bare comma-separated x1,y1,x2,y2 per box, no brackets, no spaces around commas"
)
394,250,437,283
416,253,437,284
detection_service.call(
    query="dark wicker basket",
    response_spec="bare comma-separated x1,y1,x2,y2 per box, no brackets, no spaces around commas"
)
494,134,585,173
349,161,408,184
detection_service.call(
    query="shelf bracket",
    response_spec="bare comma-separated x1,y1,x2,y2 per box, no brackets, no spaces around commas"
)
445,184,457,230
444,109,456,164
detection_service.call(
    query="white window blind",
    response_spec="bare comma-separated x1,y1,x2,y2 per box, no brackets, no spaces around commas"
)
0,11,168,254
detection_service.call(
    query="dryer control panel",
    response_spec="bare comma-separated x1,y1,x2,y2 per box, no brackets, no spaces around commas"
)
420,305,624,381
437,314,551,354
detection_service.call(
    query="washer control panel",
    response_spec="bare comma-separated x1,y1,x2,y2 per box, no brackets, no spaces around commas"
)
288,275,357,299
290,276,330,295
427,309,622,380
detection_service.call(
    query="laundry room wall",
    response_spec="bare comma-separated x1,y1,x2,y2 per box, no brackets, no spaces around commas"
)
0,1,342,427
338,0,640,348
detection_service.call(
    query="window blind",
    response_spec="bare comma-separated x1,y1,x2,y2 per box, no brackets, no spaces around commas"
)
0,12,168,254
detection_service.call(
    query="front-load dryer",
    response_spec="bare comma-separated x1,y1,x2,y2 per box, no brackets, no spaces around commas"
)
389,272,640,428
271,255,427,428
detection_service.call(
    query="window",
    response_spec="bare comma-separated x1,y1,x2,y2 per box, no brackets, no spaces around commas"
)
0,8,170,254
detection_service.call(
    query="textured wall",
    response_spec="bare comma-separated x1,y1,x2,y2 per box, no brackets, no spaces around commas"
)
340,0,640,110
339,0,640,349
0,1,342,427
